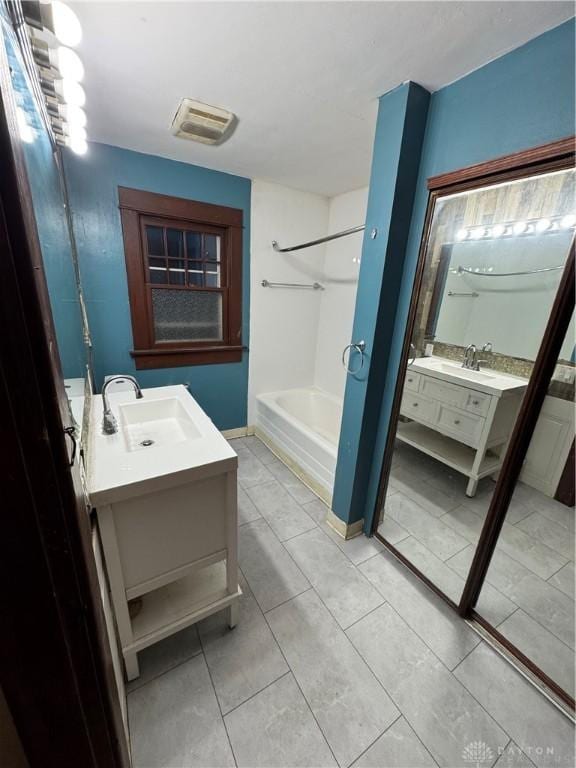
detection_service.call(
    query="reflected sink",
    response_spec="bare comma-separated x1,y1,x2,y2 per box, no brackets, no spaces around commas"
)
119,397,202,452
428,360,497,383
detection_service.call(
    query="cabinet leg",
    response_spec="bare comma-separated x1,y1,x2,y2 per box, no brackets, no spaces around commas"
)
124,652,140,681
466,477,479,497
228,601,238,630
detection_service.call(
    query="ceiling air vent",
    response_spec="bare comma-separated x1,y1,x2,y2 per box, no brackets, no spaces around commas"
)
171,98,236,145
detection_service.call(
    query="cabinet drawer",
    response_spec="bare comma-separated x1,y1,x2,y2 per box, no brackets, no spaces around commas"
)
421,377,467,409
404,371,421,392
464,390,491,416
401,393,437,424
437,405,485,448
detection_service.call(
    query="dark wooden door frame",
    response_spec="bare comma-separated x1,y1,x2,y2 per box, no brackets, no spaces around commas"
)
0,19,130,768
372,137,575,710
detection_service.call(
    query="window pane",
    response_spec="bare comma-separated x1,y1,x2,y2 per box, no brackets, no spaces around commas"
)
168,268,185,286
205,263,221,287
187,261,204,287
146,226,164,256
204,234,221,261
186,231,202,259
152,289,223,342
149,266,168,284
167,228,184,260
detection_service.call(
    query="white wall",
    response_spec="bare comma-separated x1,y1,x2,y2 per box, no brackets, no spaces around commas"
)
314,187,368,399
248,181,367,424
248,180,329,423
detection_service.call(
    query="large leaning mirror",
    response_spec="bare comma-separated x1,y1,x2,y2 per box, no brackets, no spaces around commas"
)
4,20,92,434
376,159,575,615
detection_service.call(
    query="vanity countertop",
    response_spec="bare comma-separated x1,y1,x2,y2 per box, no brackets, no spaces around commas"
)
409,356,528,397
87,384,237,506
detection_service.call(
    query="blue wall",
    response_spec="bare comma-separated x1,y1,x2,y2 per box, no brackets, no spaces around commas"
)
332,82,429,525
64,144,251,430
334,19,576,530
2,16,86,379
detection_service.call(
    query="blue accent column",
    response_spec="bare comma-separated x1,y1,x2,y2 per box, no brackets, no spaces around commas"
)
332,81,430,528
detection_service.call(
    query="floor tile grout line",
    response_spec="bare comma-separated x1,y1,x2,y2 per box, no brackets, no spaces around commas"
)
221,670,292,720
261,586,315,616
201,643,239,768
261,604,341,768
358,557,482,678
345,711,404,768
347,599,515,763
125,639,203,694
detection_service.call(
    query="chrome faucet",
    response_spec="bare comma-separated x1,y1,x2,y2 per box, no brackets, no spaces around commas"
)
462,344,477,370
101,375,143,435
474,342,493,371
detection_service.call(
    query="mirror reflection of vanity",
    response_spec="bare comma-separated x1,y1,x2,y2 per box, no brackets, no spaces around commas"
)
394,168,575,498
375,152,575,704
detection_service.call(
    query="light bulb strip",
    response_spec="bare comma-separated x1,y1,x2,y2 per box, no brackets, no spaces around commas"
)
455,213,575,243
20,3,88,155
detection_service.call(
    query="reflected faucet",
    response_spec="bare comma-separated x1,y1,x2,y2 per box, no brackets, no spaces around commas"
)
462,344,477,370
474,342,493,371
102,375,143,435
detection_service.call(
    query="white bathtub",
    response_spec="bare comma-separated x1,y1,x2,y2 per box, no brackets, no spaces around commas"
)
256,387,343,496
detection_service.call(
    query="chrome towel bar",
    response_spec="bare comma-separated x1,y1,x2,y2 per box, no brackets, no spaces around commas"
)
261,279,324,290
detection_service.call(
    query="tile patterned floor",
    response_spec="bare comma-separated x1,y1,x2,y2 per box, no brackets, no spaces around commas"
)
381,441,575,699
128,437,574,768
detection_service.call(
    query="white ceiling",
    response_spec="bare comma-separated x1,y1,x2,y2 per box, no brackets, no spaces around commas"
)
71,1,574,197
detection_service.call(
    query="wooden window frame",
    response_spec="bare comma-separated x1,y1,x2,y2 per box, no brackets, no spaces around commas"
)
118,187,244,368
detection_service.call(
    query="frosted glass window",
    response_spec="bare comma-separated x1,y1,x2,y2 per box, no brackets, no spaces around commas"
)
152,289,223,342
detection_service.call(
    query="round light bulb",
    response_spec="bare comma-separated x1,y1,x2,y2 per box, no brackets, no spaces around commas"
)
61,79,86,107
456,228,468,241
52,1,82,47
68,124,86,142
535,218,551,233
65,104,87,128
512,221,527,236
470,227,484,240
56,46,84,81
491,224,506,238
560,214,576,229
69,136,88,155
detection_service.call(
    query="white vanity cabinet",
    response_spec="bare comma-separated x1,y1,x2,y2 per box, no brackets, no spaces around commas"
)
398,357,527,495
87,385,241,681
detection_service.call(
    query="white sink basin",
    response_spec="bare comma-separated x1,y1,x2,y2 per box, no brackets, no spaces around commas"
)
426,360,497,383
119,397,202,452
87,385,237,506
409,356,528,396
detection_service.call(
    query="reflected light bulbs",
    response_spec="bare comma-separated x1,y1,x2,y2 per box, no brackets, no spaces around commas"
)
456,228,468,241
65,104,87,128
56,46,84,81
560,214,576,229
470,227,484,240
16,107,34,143
69,136,88,155
68,124,86,142
491,224,506,238
512,221,527,235
52,1,82,47
61,79,85,107
535,218,551,233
